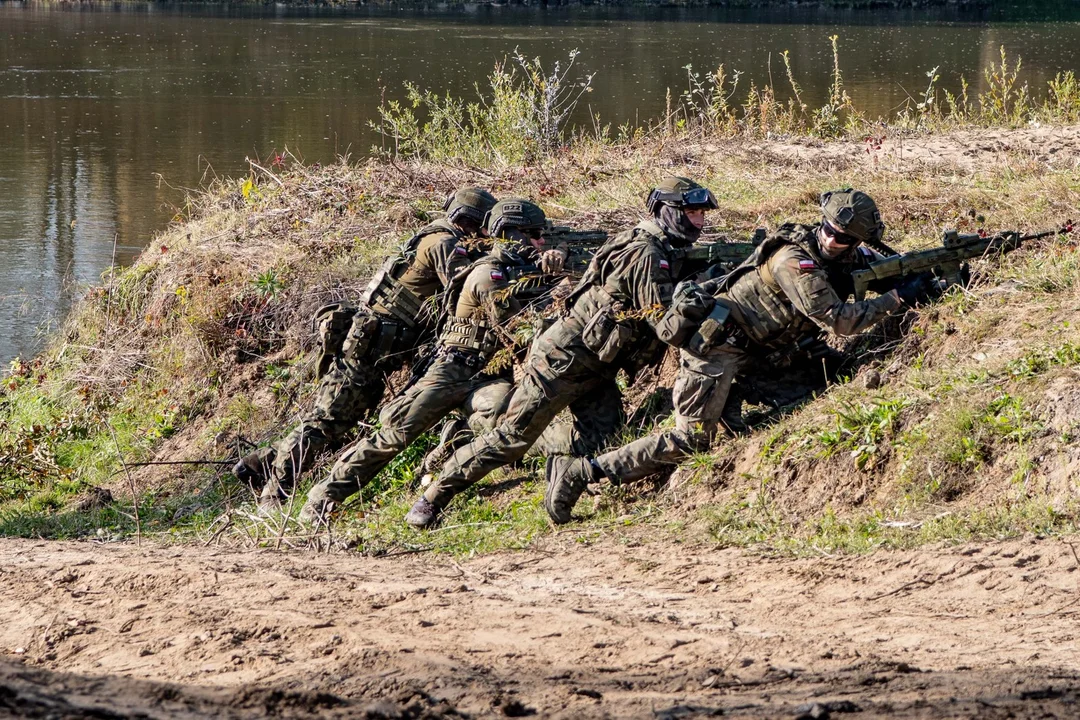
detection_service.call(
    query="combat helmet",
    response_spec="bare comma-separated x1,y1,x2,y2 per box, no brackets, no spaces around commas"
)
820,189,885,244
443,186,498,227
645,176,719,215
484,198,547,239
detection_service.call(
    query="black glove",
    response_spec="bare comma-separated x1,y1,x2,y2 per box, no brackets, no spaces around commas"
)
894,273,937,307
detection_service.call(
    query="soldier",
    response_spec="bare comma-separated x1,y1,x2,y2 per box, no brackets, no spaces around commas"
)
543,188,932,523
403,176,720,529
298,199,568,523
234,186,497,513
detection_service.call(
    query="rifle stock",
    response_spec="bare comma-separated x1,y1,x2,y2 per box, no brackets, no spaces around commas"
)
851,227,1063,301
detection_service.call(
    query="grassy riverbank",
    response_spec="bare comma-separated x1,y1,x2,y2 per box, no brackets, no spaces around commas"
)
1,48,1079,556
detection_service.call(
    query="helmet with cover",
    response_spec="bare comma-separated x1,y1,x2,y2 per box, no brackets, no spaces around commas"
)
443,186,498,229
646,176,718,246
645,176,719,215
484,198,547,240
819,188,885,245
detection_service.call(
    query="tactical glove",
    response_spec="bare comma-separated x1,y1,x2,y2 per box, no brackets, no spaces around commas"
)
894,272,937,307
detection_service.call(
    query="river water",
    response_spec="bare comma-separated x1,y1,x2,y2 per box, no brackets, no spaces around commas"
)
1,2,1079,362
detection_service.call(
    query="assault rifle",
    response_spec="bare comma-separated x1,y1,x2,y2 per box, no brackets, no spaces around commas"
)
543,224,766,277
852,227,1072,301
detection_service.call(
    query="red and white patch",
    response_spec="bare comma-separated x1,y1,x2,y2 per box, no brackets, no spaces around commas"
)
798,260,817,272
659,259,670,270
490,270,505,281
454,246,468,255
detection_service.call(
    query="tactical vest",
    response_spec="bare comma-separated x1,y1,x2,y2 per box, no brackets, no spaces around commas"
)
439,246,533,366
563,220,678,371
716,223,866,350
361,219,462,327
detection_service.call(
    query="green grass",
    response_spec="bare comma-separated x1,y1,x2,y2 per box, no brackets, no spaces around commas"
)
699,497,1077,556
4,43,1080,555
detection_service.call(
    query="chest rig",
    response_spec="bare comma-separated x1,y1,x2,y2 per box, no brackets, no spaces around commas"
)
439,247,534,368
361,219,462,328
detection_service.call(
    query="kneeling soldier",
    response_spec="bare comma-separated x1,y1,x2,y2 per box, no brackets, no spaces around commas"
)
544,188,930,523
299,199,565,524
404,176,720,528
235,186,497,513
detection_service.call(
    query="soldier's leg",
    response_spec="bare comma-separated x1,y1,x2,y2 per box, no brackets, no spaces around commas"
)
594,346,746,483
261,314,408,504
420,376,514,477
306,356,474,507
531,377,624,457
544,347,744,524
421,371,591,511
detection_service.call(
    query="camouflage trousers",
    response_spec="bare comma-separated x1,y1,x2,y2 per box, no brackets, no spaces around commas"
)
722,348,845,427
424,348,625,509
305,351,514,505
260,310,419,503
594,343,749,483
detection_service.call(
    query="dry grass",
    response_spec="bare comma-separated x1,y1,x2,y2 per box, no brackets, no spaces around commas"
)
1,119,1080,550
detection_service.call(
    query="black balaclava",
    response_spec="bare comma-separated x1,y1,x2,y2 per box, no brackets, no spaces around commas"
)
657,204,703,246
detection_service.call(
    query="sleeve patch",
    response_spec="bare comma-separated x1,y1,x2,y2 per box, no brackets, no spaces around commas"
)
858,246,872,256
798,259,818,272
659,259,670,270
454,246,468,255
490,270,504,281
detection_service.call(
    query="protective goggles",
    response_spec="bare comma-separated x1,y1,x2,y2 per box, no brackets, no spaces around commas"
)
822,221,863,247
649,187,719,210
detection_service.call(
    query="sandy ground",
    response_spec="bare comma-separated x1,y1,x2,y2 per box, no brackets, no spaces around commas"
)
2,536,1079,718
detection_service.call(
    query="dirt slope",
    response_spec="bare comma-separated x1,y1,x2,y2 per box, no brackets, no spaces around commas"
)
1,536,1078,718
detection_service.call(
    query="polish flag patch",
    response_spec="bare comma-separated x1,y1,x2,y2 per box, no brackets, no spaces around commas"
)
659,259,670,270
798,260,817,272
490,270,505,280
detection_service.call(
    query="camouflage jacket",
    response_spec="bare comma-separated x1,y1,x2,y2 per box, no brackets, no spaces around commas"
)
718,223,901,350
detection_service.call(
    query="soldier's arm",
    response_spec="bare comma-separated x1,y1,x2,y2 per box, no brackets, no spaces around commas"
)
627,246,675,331
472,267,524,327
770,246,901,337
429,233,473,288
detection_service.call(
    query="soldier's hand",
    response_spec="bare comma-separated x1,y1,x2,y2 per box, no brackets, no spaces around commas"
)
540,247,568,275
894,273,937,307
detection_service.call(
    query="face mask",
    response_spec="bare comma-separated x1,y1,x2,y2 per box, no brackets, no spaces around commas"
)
658,204,703,246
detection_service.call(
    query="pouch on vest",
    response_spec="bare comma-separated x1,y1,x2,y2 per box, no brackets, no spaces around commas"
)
687,303,733,356
340,312,382,363
361,260,424,327
312,302,359,379
581,307,632,364
657,281,716,349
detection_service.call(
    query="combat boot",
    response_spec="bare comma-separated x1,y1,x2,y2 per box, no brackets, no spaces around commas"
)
298,496,337,527
233,446,277,491
544,456,601,525
256,491,284,517
404,496,442,529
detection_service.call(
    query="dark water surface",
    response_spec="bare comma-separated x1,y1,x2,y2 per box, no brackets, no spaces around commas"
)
2,2,1080,361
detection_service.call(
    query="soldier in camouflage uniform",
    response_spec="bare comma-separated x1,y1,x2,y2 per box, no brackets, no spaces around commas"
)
234,186,498,512
544,188,933,523
298,199,576,523
403,176,720,528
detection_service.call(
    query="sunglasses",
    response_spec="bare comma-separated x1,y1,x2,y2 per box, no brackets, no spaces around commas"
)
822,222,862,247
